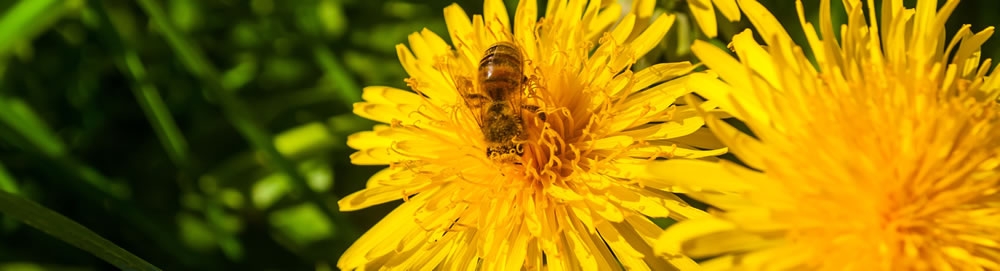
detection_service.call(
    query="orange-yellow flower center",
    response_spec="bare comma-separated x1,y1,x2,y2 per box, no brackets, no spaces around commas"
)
759,61,1000,270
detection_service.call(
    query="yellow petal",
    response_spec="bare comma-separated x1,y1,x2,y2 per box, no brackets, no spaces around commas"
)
688,43,764,122
732,246,809,271
589,135,634,150
586,192,625,222
483,0,510,36
642,103,712,140
338,195,425,269
588,3,621,43
630,0,656,18
406,30,444,64
659,192,712,221
605,183,671,218
794,0,836,72
513,0,538,58
624,214,665,246
523,192,543,236
952,28,994,80
696,254,739,271
624,143,727,159
359,86,420,105
407,236,455,270
736,0,792,44
729,30,781,96
351,102,421,124
568,218,619,271
443,4,472,41
568,201,597,233
688,0,719,38
578,0,604,41
501,224,532,271
684,190,755,214
641,159,751,193
593,222,648,269
682,229,773,257
629,14,676,61
626,0,657,40
559,213,600,270
713,0,742,22
629,62,698,91
346,126,393,150
615,218,680,270
352,87,450,127
338,174,434,211
349,147,407,165
656,216,736,255
409,30,460,102
364,165,420,187
668,127,726,150
616,102,716,142
444,4,479,62
695,95,770,170
608,79,691,132
588,12,655,87
609,14,636,48
396,43,450,99
440,231,480,270
470,14,488,52
620,75,689,107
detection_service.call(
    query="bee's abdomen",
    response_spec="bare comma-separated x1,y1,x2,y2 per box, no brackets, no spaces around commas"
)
478,42,523,101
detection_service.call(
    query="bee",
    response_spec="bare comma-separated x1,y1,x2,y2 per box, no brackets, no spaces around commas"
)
453,41,544,163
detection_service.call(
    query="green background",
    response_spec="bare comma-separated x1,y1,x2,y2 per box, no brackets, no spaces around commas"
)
0,0,996,270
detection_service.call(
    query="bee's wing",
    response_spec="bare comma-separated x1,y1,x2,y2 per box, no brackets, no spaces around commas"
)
506,43,534,122
443,53,487,129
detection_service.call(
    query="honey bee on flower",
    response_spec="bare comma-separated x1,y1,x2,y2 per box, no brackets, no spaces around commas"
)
338,0,727,269
451,41,545,164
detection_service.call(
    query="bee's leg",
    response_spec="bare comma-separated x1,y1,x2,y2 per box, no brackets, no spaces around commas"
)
522,104,546,121
464,94,490,108
485,147,496,160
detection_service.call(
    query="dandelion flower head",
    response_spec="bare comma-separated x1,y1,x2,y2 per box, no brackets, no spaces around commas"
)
338,0,727,269
658,0,1000,270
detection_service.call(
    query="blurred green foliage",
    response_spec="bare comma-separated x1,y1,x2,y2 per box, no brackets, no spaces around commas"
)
0,0,996,270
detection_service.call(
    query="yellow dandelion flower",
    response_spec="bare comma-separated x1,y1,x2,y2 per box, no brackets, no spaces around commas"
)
338,0,729,269
656,0,1000,270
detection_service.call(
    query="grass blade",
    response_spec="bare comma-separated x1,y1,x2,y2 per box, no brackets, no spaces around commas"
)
0,0,68,57
313,45,361,107
133,0,358,238
0,162,17,194
0,189,160,270
92,1,193,168
122,50,193,167
138,0,353,234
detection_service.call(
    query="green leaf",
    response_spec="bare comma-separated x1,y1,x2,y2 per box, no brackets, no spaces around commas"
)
0,0,72,58
0,162,18,194
0,190,160,271
269,203,336,246
0,97,67,158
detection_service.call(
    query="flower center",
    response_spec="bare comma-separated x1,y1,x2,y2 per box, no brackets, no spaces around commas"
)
510,69,601,189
